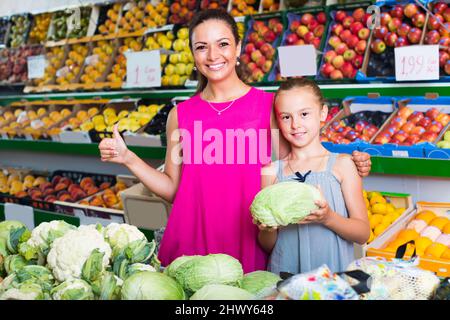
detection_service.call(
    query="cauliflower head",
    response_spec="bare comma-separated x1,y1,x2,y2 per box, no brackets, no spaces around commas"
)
47,227,112,282
104,223,146,250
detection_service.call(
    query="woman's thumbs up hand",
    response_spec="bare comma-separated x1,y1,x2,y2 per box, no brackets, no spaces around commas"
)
99,124,130,164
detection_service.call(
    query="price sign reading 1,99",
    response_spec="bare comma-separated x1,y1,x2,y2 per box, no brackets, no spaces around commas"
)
395,45,440,81
124,50,161,88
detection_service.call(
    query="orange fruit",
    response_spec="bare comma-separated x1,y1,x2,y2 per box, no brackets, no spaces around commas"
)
442,248,450,260
397,229,419,242
414,236,433,256
415,210,436,224
429,217,449,231
374,223,389,236
444,222,450,234
424,243,447,259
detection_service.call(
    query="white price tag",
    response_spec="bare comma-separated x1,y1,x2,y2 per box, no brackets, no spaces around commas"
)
395,45,440,81
145,24,174,35
392,150,409,158
124,50,161,88
27,55,47,79
56,66,70,78
85,54,99,66
184,79,198,87
278,45,317,77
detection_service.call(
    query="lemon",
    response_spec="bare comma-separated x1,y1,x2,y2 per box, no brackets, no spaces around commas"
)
429,217,449,231
364,198,370,209
367,191,382,200
415,210,436,224
370,214,383,229
395,207,406,215
372,203,387,215
424,243,447,258
367,209,372,219
374,223,389,236
385,203,395,214
370,195,386,206
415,236,433,256
381,215,393,226
363,190,368,199
397,229,419,242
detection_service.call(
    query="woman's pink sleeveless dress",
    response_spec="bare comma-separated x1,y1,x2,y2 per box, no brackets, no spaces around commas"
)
158,87,274,273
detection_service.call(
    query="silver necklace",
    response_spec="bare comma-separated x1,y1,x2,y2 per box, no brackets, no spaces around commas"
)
205,99,236,115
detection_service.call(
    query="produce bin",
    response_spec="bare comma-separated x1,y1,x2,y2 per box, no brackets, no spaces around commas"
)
366,201,450,277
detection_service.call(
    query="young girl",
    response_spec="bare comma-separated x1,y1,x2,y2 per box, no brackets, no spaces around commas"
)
99,9,372,273
257,78,370,274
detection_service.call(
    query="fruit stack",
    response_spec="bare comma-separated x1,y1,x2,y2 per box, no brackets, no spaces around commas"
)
0,108,26,139
168,0,197,25
320,100,340,129
28,13,52,44
0,107,47,139
67,7,92,39
237,21,245,40
319,5,371,80
55,107,99,135
118,1,149,33
261,0,280,13
21,108,72,140
106,37,143,84
366,3,427,78
117,104,164,133
55,44,89,86
161,27,195,86
79,180,129,210
373,105,450,146
321,110,391,144
87,105,136,135
200,0,229,10
80,41,115,85
425,1,450,76
437,129,450,149
143,1,169,28
381,210,450,259
269,10,327,82
365,191,407,244
230,0,259,17
0,17,9,45
144,30,175,79
0,172,48,199
144,103,174,138
48,11,70,41
240,16,284,83
97,3,122,34
8,15,32,48
0,45,44,84
33,46,66,87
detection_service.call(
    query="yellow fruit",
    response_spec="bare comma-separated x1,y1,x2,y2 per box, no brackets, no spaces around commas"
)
169,74,180,86
367,230,374,243
88,108,99,117
396,229,419,242
381,215,394,226
367,210,372,219
165,64,175,76
415,236,433,256
177,28,189,40
384,238,407,253
80,121,94,132
95,123,107,132
424,243,447,258
367,191,382,200
429,217,449,231
118,110,129,119
372,203,387,215
76,110,88,121
374,223,389,236
415,210,436,224
363,190,368,198
395,207,406,215
370,195,386,206
443,222,450,234
364,198,370,209
370,214,383,229
442,248,450,260
385,203,395,214
175,63,187,75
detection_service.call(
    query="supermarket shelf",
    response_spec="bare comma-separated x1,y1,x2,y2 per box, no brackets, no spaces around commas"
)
0,139,448,177
2,82,450,104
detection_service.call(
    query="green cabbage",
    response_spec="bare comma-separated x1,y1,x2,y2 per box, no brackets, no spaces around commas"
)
250,181,321,226
0,281,47,300
170,254,244,294
121,271,186,300
190,284,255,300
4,254,31,275
16,265,55,292
240,271,281,295
51,279,94,300
164,255,200,278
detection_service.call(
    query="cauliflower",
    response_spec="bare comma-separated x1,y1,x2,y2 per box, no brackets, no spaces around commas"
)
104,223,146,250
19,220,76,261
0,282,45,300
51,279,94,300
47,227,112,282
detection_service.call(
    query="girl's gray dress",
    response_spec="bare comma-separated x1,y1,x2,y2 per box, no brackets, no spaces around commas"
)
268,152,355,274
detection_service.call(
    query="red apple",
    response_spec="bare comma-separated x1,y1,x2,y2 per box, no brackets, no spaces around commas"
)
311,37,321,49
390,5,404,19
352,55,364,68
255,39,265,49
401,122,415,134
439,23,450,37
371,39,386,54
395,37,409,47
411,126,426,136
440,51,450,67
330,69,344,80
404,4,419,19
256,55,266,68
358,28,370,40
317,12,327,24
286,33,299,45
343,49,356,61
320,62,335,77
363,124,379,137
408,111,425,123
398,107,414,119
428,15,444,30
343,16,355,29
303,31,315,44
245,43,256,54
355,120,369,132
345,35,359,48
296,25,309,38
355,40,367,55
308,19,319,31
412,13,426,28
375,132,391,144
332,23,344,36
301,13,314,26
240,53,251,64
434,2,448,15
332,55,345,68
425,30,441,45
380,12,392,27
263,30,276,43
418,116,432,128
384,32,398,47
251,50,263,62
408,28,422,44
340,29,352,42
397,23,411,38
260,43,273,57
391,116,407,129
362,13,372,27
443,8,450,22
437,113,450,126
272,22,284,36
262,60,273,73
336,43,349,55
405,134,420,145
341,61,355,78
426,107,440,120
313,24,325,37
388,18,402,32
374,26,388,40
253,20,266,32
295,39,305,46
350,21,364,35
290,20,300,33
352,8,365,22
247,62,257,72
324,50,338,63
428,120,444,133
421,132,438,142
393,130,408,142
249,32,260,43
335,10,347,23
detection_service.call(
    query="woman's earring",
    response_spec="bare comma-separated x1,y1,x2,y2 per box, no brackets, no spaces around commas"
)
236,59,240,66
193,66,197,71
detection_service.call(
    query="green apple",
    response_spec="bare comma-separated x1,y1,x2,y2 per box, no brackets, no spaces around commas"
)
444,131,450,142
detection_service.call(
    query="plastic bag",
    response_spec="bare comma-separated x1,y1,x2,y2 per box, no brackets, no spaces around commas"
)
346,256,440,300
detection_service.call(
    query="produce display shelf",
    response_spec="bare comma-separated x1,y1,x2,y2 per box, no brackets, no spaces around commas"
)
0,139,449,177
2,82,450,105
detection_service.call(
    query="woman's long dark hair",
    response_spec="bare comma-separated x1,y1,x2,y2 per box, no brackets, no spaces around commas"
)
188,9,249,94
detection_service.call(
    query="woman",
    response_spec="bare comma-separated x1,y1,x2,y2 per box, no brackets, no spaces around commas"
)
99,9,372,273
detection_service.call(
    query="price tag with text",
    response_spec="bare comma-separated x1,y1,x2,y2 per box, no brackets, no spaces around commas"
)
395,45,439,81
124,50,161,88
27,55,47,79
278,45,317,77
